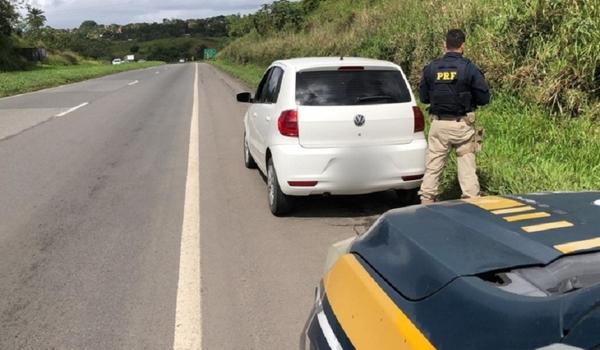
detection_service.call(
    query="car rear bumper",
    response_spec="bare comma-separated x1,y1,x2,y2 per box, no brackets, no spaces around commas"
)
270,140,427,196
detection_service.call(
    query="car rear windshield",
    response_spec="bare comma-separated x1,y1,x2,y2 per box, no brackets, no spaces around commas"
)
295,69,411,106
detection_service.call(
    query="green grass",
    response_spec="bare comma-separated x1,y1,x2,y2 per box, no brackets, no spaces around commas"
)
210,59,265,88
212,59,600,197
0,61,163,97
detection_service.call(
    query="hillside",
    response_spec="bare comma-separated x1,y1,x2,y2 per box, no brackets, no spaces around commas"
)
217,0,600,198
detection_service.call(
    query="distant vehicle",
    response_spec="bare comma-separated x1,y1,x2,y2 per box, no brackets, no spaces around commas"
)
301,192,600,350
179,59,185,63
236,57,426,216
111,58,122,65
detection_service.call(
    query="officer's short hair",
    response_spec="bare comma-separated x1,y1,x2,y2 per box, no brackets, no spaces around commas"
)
446,29,465,50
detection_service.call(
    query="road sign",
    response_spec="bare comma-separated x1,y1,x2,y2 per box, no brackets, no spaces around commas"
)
204,48,217,60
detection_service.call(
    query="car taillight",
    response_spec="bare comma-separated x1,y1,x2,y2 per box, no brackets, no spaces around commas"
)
413,106,425,133
278,109,298,137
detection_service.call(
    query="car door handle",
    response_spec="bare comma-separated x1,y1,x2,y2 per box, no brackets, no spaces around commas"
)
265,115,271,121
252,112,258,118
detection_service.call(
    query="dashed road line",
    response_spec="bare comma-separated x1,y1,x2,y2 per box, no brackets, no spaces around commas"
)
55,102,89,117
128,80,139,86
173,63,201,350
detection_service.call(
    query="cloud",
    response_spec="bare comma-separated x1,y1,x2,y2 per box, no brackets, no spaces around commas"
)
35,0,267,28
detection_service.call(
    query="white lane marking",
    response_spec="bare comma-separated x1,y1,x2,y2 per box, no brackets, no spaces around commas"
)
173,63,201,350
128,80,139,86
55,102,89,117
156,71,160,75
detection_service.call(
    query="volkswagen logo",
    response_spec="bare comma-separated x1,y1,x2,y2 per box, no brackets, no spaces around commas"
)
354,114,366,127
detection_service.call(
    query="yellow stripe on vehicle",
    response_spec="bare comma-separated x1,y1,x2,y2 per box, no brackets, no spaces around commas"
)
464,196,523,211
324,254,436,350
503,212,551,222
522,221,574,233
555,237,600,254
491,206,535,215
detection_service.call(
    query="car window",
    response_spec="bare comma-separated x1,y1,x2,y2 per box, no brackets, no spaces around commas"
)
296,70,411,106
254,68,272,103
264,67,284,104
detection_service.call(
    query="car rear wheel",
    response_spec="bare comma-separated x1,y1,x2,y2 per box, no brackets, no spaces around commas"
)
396,188,420,206
243,133,257,169
267,158,294,216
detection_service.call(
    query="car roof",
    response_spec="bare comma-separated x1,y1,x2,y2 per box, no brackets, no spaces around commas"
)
351,192,600,300
273,57,399,70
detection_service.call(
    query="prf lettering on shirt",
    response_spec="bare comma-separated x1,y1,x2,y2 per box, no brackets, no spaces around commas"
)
436,71,457,81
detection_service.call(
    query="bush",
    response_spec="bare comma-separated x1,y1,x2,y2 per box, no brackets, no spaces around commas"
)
0,36,29,71
47,51,83,66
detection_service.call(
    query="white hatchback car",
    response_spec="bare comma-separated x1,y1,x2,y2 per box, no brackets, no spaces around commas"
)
237,57,427,215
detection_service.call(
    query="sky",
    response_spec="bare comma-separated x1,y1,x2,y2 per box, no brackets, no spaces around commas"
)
28,0,267,28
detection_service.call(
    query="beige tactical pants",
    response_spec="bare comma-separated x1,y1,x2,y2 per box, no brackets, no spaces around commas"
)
420,118,480,201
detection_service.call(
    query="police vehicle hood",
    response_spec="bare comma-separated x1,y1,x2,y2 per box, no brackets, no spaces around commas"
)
350,192,600,300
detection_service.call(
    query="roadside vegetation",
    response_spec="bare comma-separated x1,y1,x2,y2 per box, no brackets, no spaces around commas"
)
211,60,264,87
0,60,162,98
217,0,600,197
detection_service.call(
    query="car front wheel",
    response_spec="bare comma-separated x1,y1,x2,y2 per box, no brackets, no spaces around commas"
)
267,158,294,216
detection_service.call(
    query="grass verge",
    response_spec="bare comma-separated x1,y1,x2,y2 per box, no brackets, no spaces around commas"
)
212,59,600,198
0,61,163,98
209,59,265,88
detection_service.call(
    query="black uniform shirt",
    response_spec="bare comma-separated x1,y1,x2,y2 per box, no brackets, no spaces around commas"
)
419,52,490,112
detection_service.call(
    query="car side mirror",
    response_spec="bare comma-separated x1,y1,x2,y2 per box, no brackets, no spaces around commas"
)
236,92,253,103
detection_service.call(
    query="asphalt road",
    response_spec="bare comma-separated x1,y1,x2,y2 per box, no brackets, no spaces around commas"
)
0,63,400,349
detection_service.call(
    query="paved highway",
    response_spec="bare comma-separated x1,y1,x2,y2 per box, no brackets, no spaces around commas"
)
0,63,399,349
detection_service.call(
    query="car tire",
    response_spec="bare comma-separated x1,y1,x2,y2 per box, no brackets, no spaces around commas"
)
243,133,257,169
267,158,294,216
396,188,420,206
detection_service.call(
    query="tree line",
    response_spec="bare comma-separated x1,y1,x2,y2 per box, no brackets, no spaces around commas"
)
227,0,320,38
0,0,229,70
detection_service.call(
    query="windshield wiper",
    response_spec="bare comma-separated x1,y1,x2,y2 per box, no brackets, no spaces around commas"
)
356,95,394,103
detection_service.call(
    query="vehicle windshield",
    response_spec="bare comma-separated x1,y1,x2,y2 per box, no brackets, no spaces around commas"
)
296,70,411,106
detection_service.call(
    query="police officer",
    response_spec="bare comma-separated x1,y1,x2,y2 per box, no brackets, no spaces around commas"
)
419,29,490,204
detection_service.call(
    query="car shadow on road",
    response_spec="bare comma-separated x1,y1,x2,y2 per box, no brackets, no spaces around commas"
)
290,191,405,219
256,171,415,220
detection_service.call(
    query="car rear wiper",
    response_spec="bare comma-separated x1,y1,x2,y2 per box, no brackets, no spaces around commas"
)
356,95,395,103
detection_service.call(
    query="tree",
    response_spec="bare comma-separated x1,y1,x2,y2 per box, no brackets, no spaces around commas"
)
227,14,254,38
79,20,98,30
0,0,18,36
25,6,46,32
130,45,140,54
252,1,305,36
